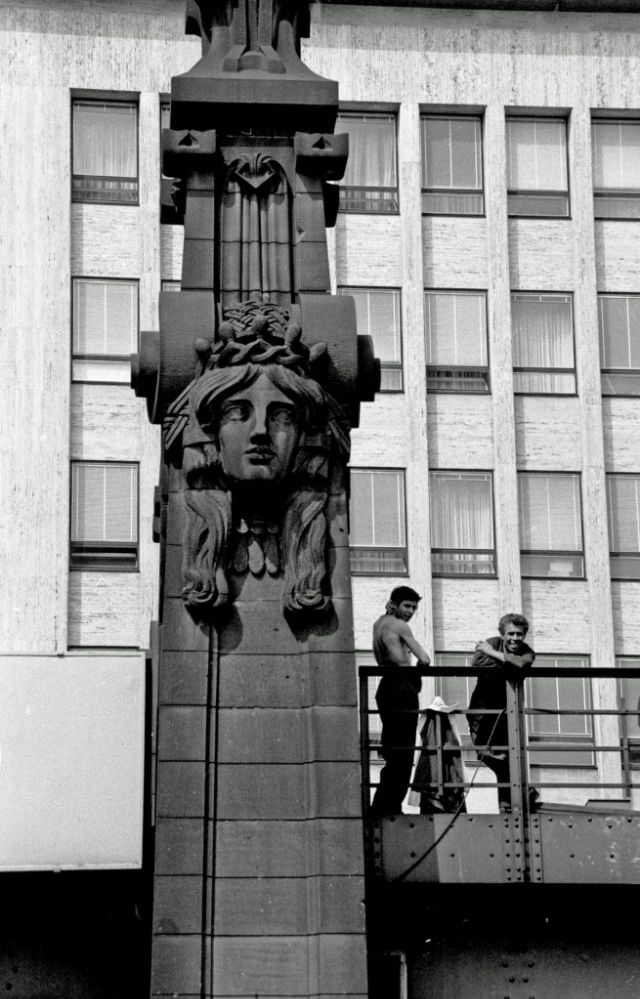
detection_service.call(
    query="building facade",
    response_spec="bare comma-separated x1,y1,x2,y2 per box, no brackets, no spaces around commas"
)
4,0,640,992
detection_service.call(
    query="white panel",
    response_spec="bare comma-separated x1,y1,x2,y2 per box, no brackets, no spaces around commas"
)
427,395,494,468
515,397,583,469
0,654,145,870
521,580,591,652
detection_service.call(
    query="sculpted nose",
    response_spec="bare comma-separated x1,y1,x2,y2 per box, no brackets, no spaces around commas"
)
250,405,269,439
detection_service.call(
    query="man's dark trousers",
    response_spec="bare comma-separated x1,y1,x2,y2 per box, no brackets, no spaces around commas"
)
370,671,421,817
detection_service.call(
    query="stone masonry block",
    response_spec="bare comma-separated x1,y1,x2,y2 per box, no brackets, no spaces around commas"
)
154,875,204,934
156,761,206,818
309,706,360,762
184,189,215,240
317,933,369,994
294,190,330,242
216,707,305,763
162,598,210,653
213,818,364,878
214,762,361,820
213,877,308,936
155,818,205,876
212,936,308,996
158,652,210,705
309,874,366,935
151,934,202,996
181,237,215,290
162,543,185,601
158,705,208,761
294,239,331,292
217,653,306,707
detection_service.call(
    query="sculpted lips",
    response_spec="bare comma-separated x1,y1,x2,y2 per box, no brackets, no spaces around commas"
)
245,446,275,463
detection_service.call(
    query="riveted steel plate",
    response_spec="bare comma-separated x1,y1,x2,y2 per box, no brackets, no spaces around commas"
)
377,814,524,883
539,811,640,882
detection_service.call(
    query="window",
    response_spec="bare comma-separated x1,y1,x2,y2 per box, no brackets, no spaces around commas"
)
526,656,594,767
430,471,496,576
349,468,407,574
607,474,640,579
71,462,138,570
72,278,138,382
421,115,484,215
592,120,640,219
599,293,640,395
506,117,569,217
518,472,584,578
512,292,576,394
618,665,640,771
338,287,403,391
337,112,398,213
425,290,489,393
72,99,138,204
434,653,475,746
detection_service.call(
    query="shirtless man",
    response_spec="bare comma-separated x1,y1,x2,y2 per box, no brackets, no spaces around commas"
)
369,586,431,818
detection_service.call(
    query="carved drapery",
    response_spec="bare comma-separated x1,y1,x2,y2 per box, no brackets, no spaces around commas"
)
220,154,294,306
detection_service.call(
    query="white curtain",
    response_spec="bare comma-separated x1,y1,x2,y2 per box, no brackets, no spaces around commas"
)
422,116,482,190
430,471,493,550
341,114,397,188
518,473,582,552
425,291,487,366
350,469,405,547
512,293,574,378
507,119,567,191
73,102,137,178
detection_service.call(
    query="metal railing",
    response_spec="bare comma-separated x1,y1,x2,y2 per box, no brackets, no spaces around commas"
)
359,663,640,824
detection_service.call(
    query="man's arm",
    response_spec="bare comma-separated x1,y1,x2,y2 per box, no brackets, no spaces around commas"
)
475,639,535,670
398,621,431,666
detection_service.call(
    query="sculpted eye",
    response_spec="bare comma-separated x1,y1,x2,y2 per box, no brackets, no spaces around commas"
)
220,401,249,422
269,405,298,427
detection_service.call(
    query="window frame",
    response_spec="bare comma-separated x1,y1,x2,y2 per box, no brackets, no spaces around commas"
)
71,96,139,206
420,113,485,217
349,466,409,576
598,292,640,396
525,655,595,768
517,470,586,580
429,468,497,578
337,109,399,215
511,290,577,396
506,115,571,219
606,472,640,580
337,286,404,393
71,276,139,384
70,460,140,572
592,118,640,220
617,661,640,772
424,288,491,394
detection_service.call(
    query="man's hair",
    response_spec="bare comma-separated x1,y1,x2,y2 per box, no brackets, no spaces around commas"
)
389,585,421,605
498,612,529,635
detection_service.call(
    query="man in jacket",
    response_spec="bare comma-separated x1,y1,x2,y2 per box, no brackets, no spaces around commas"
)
467,613,535,812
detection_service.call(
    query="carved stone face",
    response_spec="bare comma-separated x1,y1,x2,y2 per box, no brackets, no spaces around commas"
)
216,372,301,484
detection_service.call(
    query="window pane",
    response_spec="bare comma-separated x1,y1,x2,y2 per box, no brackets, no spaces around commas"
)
349,469,406,548
422,117,482,191
425,291,487,366
339,113,397,189
512,293,575,392
593,121,640,191
73,279,138,357
339,288,403,389
607,475,640,552
599,294,640,370
507,118,567,192
71,463,137,544
518,473,583,553
526,656,593,766
430,471,494,550
72,100,138,203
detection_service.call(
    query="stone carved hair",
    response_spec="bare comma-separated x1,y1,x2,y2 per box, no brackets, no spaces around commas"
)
165,304,350,618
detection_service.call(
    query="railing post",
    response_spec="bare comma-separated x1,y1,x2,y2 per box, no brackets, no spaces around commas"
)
506,674,528,817
359,669,372,820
